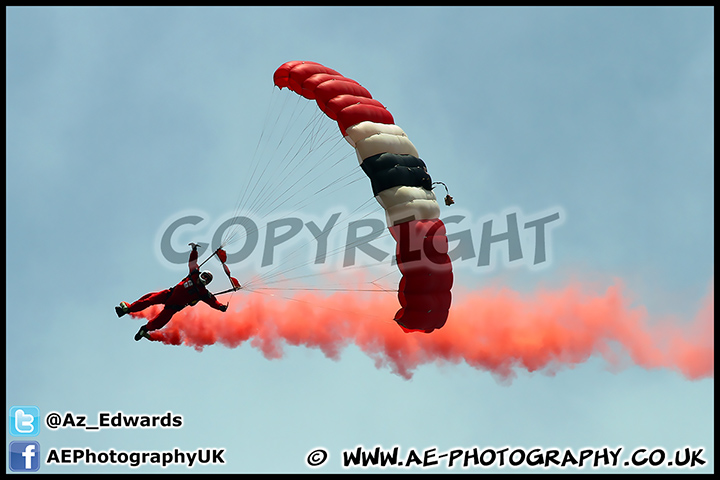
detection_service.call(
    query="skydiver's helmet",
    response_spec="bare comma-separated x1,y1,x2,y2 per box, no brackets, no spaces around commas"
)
199,271,213,286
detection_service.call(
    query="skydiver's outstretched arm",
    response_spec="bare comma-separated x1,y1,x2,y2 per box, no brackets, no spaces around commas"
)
188,242,200,273
202,292,228,312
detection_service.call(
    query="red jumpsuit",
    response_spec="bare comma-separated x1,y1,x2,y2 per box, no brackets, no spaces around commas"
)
126,249,225,331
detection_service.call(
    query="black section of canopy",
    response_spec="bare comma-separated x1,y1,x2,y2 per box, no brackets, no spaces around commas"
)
360,152,433,197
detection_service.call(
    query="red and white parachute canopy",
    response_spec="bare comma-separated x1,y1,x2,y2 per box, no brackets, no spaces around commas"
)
273,61,453,333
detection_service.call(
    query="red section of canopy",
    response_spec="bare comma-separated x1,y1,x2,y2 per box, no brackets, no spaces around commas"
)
389,219,453,333
274,61,393,136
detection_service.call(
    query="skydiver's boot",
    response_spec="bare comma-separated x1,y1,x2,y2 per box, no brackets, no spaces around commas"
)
116,301,130,318
134,325,150,341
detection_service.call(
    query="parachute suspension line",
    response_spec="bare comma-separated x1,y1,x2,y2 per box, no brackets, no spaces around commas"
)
244,264,399,295
240,193,380,285
222,87,296,247
237,105,342,221
245,85,285,178
244,131,348,219
222,94,340,248
218,75,419,300
279,162,364,213
239,197,398,295
222,93,369,252
240,287,394,320
233,86,291,215
282,166,365,218
222,134,352,250
246,286,396,293
255,147,356,218
223,163,366,259
238,198,379,291
238,97,314,216
258,106,321,181
368,270,400,294
249,158,353,225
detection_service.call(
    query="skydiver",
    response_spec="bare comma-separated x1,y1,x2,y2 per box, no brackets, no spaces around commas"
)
115,242,228,341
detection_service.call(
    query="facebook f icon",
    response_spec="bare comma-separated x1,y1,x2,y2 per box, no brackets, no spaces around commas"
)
9,441,41,472
10,406,40,436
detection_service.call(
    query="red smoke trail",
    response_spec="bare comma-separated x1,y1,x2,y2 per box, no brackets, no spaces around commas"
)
130,279,714,382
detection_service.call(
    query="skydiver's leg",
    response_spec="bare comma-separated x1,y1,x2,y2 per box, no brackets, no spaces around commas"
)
135,307,179,341
126,289,172,313
134,325,151,341
144,307,178,332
